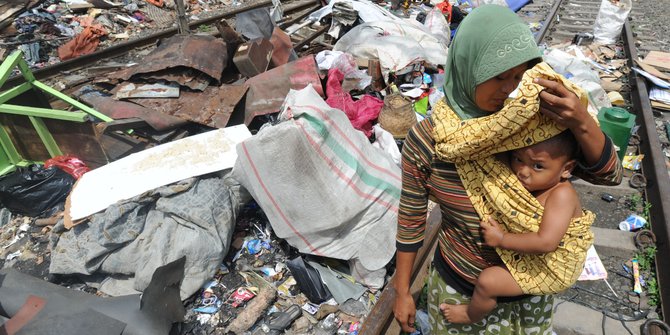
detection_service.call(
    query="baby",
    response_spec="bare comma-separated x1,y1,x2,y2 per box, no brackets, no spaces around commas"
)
442,130,593,324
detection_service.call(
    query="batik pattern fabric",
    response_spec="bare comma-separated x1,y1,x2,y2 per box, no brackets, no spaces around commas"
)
427,266,554,334
432,62,594,294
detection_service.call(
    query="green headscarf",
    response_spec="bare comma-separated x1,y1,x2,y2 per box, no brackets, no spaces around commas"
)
444,5,542,120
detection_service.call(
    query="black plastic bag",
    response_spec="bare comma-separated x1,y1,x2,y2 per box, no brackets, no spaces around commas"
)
286,257,332,303
0,165,74,217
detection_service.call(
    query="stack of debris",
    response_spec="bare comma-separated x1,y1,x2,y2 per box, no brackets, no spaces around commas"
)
5,0,624,333
0,0,463,333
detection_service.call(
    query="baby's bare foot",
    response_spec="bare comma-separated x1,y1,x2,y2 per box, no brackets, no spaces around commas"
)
440,303,475,324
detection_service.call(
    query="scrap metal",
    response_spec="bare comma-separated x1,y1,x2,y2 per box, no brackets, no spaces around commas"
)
130,84,248,129
244,55,323,126
107,34,227,85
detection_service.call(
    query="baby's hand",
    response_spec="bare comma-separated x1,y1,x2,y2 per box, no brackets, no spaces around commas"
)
481,217,504,247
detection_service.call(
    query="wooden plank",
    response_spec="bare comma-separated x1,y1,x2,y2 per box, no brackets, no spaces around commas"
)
360,206,442,335
385,238,438,335
0,4,25,23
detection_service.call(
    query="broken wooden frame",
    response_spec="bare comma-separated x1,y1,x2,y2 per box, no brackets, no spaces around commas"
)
0,50,113,175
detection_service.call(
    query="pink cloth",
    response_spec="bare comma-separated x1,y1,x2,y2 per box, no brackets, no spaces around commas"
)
325,68,383,137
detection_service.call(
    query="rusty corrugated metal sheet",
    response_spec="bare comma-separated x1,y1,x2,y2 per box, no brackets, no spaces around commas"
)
133,68,212,91
107,34,227,85
77,89,188,131
130,84,248,129
269,27,296,68
244,55,323,125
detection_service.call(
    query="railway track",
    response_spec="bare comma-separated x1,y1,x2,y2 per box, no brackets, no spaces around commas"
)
1,0,667,332
361,0,670,333
536,0,670,323
1,0,320,88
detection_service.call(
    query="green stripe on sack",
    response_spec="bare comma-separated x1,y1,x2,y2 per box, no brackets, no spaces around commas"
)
301,113,401,199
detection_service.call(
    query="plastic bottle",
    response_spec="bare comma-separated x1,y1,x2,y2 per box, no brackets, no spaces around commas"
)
597,107,635,161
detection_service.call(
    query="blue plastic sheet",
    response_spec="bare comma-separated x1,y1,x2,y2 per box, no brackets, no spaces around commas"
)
506,0,531,12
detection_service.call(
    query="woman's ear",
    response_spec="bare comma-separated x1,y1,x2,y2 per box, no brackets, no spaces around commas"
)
561,159,577,179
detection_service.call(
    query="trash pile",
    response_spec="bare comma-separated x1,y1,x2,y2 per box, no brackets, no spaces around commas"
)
0,0,666,332
0,0,260,68
0,0,461,332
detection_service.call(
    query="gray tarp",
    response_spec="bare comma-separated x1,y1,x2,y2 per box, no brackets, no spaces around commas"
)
50,172,246,299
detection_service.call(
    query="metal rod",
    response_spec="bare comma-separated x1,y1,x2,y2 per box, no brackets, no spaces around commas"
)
174,0,191,34
279,4,320,29
622,21,670,319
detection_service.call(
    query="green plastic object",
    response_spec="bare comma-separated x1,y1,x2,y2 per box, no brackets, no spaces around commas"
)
597,107,636,161
413,96,429,116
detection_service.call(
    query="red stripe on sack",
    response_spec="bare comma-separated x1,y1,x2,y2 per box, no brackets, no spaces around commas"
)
297,104,402,183
297,121,399,212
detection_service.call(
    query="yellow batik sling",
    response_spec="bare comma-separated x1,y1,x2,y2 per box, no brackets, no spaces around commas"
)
432,62,595,295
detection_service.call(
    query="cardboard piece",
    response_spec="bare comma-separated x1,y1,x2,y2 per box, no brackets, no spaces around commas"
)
635,59,670,81
651,100,670,111
644,51,670,71
601,78,623,92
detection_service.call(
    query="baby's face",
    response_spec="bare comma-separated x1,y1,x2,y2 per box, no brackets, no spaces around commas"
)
510,145,572,193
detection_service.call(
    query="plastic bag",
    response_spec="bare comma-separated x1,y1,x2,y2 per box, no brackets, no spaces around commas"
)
286,257,332,303
331,52,372,90
0,165,74,217
543,48,611,111
423,7,451,46
372,124,401,166
593,0,632,44
44,154,90,179
325,68,384,137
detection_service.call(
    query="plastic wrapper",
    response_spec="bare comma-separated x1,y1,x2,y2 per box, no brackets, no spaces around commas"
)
228,287,255,307
44,154,90,179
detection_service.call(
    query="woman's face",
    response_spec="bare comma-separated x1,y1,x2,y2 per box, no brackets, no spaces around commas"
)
474,63,529,112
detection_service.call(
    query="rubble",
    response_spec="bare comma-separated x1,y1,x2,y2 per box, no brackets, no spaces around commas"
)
2,0,667,333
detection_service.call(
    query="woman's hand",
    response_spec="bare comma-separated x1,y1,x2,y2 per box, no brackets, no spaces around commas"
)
393,291,416,332
534,77,606,166
481,217,504,247
534,78,593,131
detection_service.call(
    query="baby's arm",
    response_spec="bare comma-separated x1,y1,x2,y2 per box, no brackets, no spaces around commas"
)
481,185,579,254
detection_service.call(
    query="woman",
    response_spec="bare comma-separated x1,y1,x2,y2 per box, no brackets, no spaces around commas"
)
393,5,622,334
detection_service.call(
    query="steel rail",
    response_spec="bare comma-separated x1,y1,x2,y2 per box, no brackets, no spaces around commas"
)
1,0,319,88
622,21,670,318
534,0,563,43
293,24,328,50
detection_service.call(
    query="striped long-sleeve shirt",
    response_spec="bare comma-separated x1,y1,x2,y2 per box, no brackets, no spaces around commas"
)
396,117,623,283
